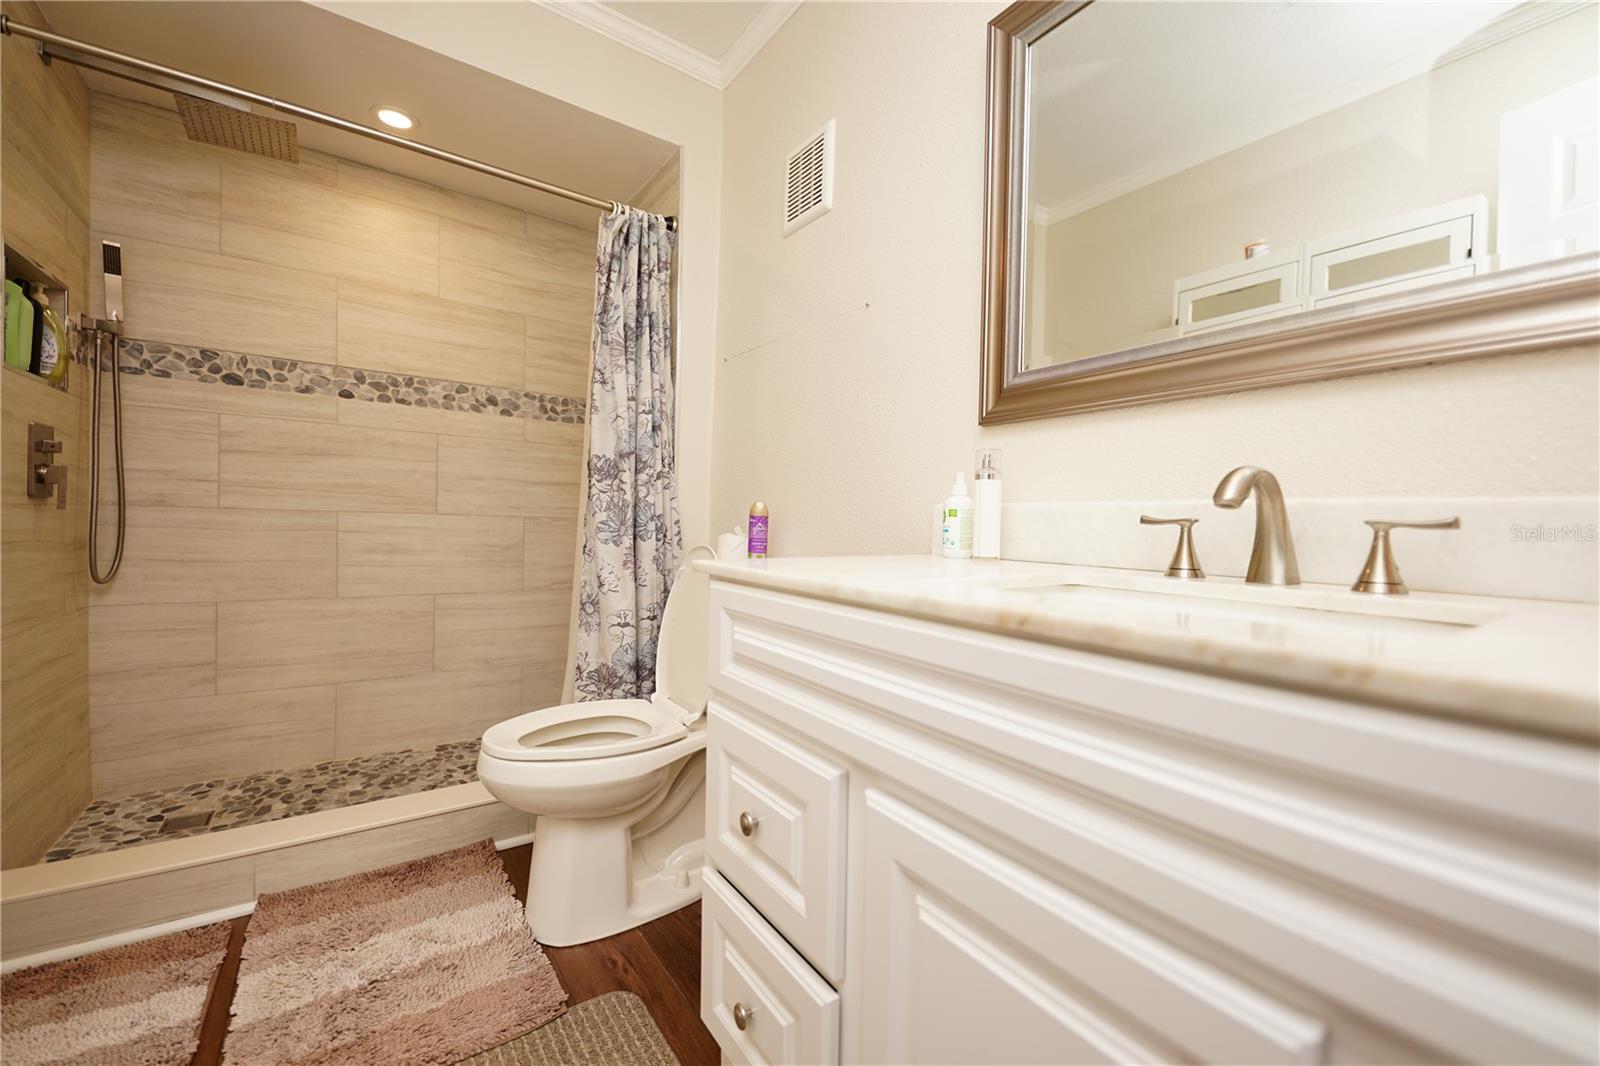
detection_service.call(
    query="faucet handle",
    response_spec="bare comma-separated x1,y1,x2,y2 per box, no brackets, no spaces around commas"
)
1352,517,1460,595
1140,515,1205,580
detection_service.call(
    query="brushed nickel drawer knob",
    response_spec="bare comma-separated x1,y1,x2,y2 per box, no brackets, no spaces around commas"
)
733,1001,754,1030
738,811,759,837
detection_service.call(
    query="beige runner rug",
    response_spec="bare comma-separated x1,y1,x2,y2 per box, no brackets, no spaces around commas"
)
0,920,230,1066
459,992,680,1066
226,840,567,1065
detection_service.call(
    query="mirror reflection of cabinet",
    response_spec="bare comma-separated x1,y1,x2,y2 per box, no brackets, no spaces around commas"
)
1173,248,1303,337
1306,196,1485,308
1170,196,1488,335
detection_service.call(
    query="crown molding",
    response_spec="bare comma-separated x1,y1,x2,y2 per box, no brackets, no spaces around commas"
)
720,1,802,87
533,0,721,86
533,1,800,90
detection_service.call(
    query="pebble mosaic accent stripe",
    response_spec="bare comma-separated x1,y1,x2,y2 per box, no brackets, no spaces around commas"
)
119,338,586,423
45,739,481,861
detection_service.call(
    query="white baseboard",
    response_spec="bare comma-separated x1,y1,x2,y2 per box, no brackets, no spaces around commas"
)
0,901,256,975
2,829,536,974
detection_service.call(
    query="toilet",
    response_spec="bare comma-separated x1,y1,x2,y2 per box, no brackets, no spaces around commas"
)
477,554,711,946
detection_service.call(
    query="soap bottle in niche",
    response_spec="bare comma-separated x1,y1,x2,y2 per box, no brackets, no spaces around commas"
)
973,448,1002,558
748,502,769,558
940,473,974,559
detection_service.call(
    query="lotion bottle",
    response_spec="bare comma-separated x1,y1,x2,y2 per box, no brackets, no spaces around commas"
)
940,473,975,559
973,448,1002,558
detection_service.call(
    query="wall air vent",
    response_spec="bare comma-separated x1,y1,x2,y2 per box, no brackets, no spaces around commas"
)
783,119,835,236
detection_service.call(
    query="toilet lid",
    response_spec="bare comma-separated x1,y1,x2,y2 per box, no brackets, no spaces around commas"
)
480,698,690,762
654,550,711,723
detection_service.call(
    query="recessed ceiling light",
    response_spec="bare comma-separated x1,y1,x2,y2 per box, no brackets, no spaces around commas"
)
374,107,414,131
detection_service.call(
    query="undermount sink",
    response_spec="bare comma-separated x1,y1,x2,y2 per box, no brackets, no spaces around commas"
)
1002,573,1506,631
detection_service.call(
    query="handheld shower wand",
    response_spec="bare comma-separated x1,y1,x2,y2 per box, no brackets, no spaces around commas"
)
88,241,126,584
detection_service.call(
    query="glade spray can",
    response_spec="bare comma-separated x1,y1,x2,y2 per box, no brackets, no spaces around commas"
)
748,501,769,558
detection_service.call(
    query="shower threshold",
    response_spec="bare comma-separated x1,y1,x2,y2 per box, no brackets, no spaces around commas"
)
46,739,481,862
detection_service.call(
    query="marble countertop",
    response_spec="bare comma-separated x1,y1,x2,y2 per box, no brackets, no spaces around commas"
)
694,555,1599,742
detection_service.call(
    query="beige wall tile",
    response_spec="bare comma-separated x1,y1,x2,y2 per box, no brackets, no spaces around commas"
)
221,162,439,296
336,280,524,388
87,238,338,363
522,657,567,711
435,590,564,671
86,507,335,605
89,603,216,707
337,160,524,237
437,426,583,518
120,405,219,508
336,396,523,442
90,193,221,254
335,667,522,758
219,415,437,513
0,17,93,868
253,803,527,895
118,279,337,364
524,291,591,399
524,515,579,598
440,216,592,313
89,124,220,229
1,373,76,639
90,686,335,796
0,856,254,959
0,610,91,868
337,513,523,597
216,596,434,694
4,5,89,212
120,373,338,423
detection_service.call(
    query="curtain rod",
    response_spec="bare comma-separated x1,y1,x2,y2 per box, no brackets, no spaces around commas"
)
0,14,676,231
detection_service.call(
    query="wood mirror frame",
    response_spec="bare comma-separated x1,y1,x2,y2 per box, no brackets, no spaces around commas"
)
978,0,1600,426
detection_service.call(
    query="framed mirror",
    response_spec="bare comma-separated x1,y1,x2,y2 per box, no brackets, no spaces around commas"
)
980,0,1600,424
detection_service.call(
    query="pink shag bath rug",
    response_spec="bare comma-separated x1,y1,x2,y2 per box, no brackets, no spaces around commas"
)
1,920,230,1065
225,840,567,1065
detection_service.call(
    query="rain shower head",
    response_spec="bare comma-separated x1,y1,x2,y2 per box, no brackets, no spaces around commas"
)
174,92,299,163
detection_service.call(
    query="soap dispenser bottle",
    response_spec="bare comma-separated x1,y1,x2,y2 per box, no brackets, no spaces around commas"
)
940,473,975,559
973,448,1002,558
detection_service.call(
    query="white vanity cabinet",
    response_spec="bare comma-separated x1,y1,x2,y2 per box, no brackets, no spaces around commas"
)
699,580,1599,1066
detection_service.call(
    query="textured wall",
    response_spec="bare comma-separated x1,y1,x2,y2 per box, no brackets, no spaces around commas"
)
711,1,1600,559
0,0,93,868
82,95,592,798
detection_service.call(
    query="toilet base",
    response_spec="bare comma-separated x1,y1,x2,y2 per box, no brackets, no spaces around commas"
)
524,814,706,947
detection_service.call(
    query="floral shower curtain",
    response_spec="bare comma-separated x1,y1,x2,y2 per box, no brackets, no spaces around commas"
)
571,206,681,701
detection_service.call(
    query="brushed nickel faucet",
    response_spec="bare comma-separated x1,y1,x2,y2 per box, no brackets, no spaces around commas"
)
1212,466,1300,586
1350,517,1460,595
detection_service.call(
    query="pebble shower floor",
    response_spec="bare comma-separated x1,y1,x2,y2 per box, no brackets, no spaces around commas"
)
44,739,481,861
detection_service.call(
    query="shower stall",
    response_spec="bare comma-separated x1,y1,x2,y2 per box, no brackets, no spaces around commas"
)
0,0,680,960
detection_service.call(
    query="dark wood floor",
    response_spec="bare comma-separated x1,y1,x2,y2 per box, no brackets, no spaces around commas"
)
190,843,717,1066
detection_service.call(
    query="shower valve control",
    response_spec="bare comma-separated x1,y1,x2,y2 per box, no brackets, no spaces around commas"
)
26,422,68,510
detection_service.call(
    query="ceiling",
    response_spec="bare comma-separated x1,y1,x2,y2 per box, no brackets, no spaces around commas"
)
539,0,801,89
34,0,677,226
1027,0,1553,221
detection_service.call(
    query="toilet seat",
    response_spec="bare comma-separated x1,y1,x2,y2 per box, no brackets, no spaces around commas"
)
481,697,693,762
482,546,713,764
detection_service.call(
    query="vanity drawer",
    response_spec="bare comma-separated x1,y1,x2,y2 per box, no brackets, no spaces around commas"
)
702,867,840,1066
706,700,847,983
